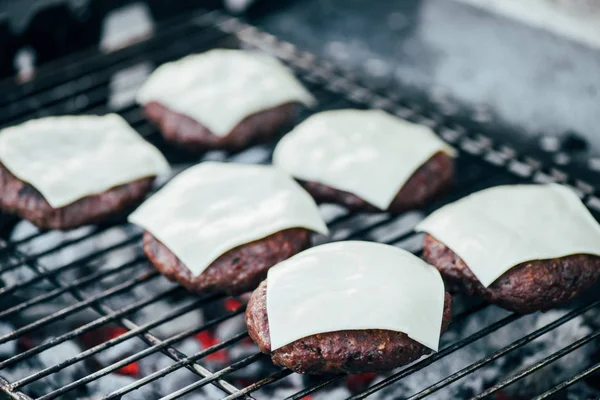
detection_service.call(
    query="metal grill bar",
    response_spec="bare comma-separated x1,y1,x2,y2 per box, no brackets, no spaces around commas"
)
0,256,146,320
223,369,292,400
13,246,247,400
105,332,252,400
471,329,600,399
0,234,141,297
159,353,267,400
0,268,159,346
37,308,247,400
451,302,488,322
407,298,600,400
0,231,47,256
533,362,600,400
284,308,518,400
286,301,491,400
234,370,296,398
286,376,344,400
223,370,295,400
2,284,181,370
119,107,146,127
158,355,269,400
346,313,523,400
12,292,220,389
0,225,115,274
1,222,143,278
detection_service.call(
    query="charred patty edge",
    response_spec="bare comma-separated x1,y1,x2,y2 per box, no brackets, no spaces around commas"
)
299,151,454,214
0,163,154,230
246,280,452,374
143,228,312,295
143,101,299,151
422,234,600,313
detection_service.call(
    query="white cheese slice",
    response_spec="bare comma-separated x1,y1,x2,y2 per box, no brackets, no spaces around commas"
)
267,241,445,351
136,49,316,137
0,114,170,209
416,184,600,287
128,162,329,277
272,109,455,210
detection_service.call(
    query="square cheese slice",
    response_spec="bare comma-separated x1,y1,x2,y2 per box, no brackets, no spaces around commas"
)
136,49,316,136
416,184,600,287
267,241,446,351
128,162,329,277
0,114,170,208
273,109,455,210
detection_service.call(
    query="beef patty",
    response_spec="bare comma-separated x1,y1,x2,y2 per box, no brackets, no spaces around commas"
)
143,228,311,295
300,152,453,214
143,102,298,152
246,280,452,375
423,234,600,313
0,163,154,230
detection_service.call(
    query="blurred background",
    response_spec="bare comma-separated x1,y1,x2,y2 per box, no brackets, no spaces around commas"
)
2,0,600,156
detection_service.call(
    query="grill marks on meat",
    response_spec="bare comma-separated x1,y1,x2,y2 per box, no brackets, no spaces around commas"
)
0,163,154,230
143,102,298,152
246,280,452,375
423,234,600,313
143,229,311,295
300,152,454,213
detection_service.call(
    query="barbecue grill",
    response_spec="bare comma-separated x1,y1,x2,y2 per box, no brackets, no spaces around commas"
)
0,8,599,400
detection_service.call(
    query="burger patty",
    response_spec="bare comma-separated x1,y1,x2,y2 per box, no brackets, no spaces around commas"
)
246,280,452,375
422,234,600,313
300,152,453,214
0,163,154,230
143,228,311,295
143,101,298,152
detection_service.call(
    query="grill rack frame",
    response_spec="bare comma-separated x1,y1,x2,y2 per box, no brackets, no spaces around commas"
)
0,9,598,400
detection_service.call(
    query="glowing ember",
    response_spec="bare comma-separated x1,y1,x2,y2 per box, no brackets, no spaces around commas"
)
224,298,243,312
80,326,140,377
195,330,228,362
347,372,377,393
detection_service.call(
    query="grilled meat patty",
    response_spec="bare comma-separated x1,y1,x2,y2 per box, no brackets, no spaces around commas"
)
246,280,452,375
143,229,311,295
0,163,154,230
143,101,298,152
300,152,453,214
423,234,600,313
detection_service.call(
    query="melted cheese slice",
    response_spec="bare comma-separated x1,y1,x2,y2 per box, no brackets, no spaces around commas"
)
128,162,329,277
0,114,170,208
136,49,316,136
273,109,455,210
267,241,445,351
416,184,600,287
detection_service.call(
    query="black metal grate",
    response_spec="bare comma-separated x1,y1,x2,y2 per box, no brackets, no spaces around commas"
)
0,9,599,400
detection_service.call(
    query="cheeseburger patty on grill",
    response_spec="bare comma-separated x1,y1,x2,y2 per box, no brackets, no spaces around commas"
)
300,152,453,214
245,280,452,375
0,163,154,230
143,229,311,295
144,102,298,152
423,234,600,313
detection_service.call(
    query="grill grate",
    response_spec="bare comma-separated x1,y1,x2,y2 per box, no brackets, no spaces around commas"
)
0,9,599,400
